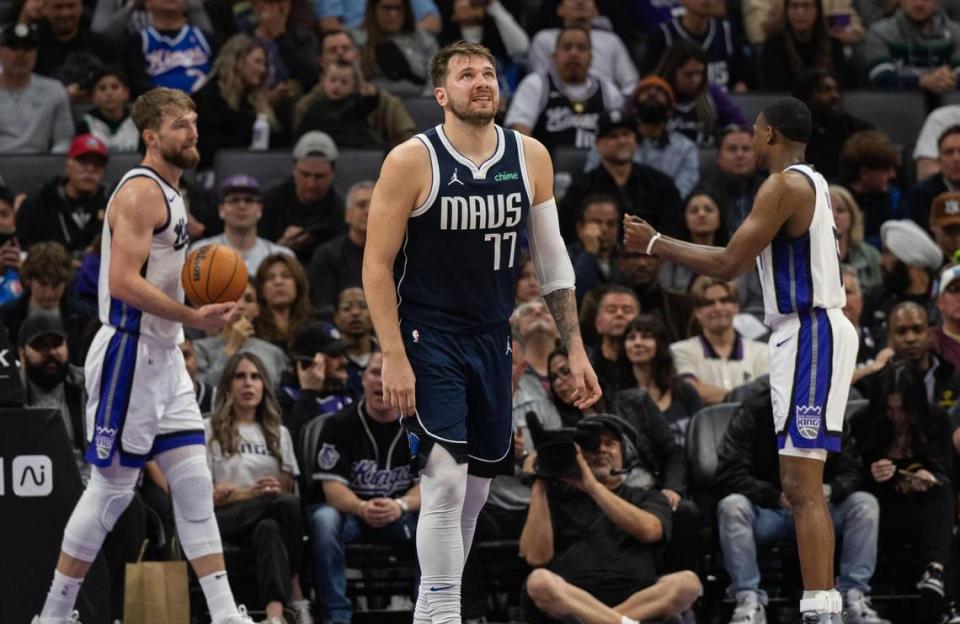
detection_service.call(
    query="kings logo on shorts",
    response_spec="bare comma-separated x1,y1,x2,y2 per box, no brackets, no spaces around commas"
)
795,405,822,440
94,425,118,460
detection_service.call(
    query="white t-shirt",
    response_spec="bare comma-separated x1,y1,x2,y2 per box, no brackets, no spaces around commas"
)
190,234,293,276
527,28,639,95
205,420,299,488
914,105,960,161
670,333,768,391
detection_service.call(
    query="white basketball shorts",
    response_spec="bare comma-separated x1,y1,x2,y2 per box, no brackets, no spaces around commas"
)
768,307,858,457
84,325,205,468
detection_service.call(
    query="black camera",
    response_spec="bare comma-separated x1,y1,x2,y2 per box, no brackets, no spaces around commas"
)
525,412,603,478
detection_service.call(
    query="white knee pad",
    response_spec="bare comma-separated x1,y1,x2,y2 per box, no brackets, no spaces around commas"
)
166,454,222,559
62,469,137,562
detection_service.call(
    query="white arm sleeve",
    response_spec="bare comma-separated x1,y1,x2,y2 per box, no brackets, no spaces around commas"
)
527,198,575,295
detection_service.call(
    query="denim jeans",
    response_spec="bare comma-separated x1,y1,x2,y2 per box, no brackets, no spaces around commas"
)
308,502,418,623
717,491,880,604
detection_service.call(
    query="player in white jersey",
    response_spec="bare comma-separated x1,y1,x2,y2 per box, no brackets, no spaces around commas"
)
623,98,858,624
34,88,254,624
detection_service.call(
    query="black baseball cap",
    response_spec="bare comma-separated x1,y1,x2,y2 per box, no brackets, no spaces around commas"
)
289,322,350,359
19,314,66,348
0,23,38,49
596,109,638,138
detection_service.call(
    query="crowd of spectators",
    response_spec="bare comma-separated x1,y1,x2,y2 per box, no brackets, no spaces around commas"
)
12,0,960,623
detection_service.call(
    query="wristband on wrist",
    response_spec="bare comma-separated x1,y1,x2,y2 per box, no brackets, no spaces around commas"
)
646,232,662,255
357,499,367,516
395,497,409,513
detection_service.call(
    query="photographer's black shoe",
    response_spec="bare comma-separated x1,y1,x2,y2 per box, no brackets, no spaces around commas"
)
918,564,946,599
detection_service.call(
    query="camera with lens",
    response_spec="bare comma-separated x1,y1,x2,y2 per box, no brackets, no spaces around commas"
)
525,412,604,478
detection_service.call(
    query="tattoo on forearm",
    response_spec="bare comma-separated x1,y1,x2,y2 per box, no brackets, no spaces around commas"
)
544,288,580,346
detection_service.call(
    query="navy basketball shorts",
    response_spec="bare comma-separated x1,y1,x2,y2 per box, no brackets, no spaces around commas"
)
399,320,514,478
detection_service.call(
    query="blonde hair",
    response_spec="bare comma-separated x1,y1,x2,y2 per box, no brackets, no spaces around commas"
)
211,34,278,127
829,184,865,245
131,87,196,132
691,276,738,305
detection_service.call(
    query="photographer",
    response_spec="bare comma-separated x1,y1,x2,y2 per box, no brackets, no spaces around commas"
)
519,414,700,624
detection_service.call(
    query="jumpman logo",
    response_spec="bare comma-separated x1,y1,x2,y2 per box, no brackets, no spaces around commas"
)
506,338,513,356
448,167,463,186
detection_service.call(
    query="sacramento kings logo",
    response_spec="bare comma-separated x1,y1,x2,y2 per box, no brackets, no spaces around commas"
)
94,425,117,460
795,405,822,440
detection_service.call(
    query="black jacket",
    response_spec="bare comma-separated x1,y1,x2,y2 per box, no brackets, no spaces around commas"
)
0,294,96,365
903,173,950,235
306,233,363,314
716,391,864,508
613,388,688,495
16,177,107,252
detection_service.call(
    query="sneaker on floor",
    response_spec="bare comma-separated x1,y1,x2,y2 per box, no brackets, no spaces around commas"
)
222,606,257,624
918,564,947,599
289,600,313,624
730,591,765,624
941,602,960,624
844,589,890,624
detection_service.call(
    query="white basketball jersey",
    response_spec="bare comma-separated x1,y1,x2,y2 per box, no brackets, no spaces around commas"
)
98,166,190,344
756,163,846,328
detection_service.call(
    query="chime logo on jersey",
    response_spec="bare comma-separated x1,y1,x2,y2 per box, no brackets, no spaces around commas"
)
439,192,523,231
795,405,822,439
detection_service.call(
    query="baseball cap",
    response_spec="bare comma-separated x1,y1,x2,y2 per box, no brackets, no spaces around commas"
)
293,131,338,162
931,191,960,229
940,264,960,296
219,174,261,199
289,322,350,359
0,22,38,48
68,134,108,161
19,314,67,348
596,109,638,139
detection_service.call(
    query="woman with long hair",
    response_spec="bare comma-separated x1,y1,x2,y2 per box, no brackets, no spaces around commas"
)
660,190,728,293
254,253,312,348
356,0,438,97
206,352,310,624
760,0,850,90
656,40,747,147
193,34,287,168
849,361,955,618
830,184,883,301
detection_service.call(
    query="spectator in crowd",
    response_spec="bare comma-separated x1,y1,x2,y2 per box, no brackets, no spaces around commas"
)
527,0,639,94
307,180,370,313
253,252,313,348
520,414,701,623
878,221,944,320
512,299,561,392
794,68,872,180
743,0,865,46
588,286,640,401
5,0,47,27
193,34,287,168
716,389,887,624
831,185,884,305
34,0,116,95
660,190,727,294
295,59,382,147
760,0,851,90
934,264,960,373
332,286,375,400
570,194,620,301
247,0,319,99
279,320,353,443
618,249,695,343
843,266,892,384
655,40,748,147
194,280,291,390
123,0,216,95
914,105,960,180
929,191,960,263
15,134,108,254
205,352,311,624
180,337,216,413
314,0,440,32
559,109,683,241
0,242,94,364
76,67,140,152
840,129,904,248
516,254,542,304
0,187,23,306
0,23,73,153
701,125,764,234
905,125,960,235
191,175,293,275
619,315,702,441
849,361,957,622
644,0,748,92
91,0,214,41
865,0,960,93
355,0,438,97
859,0,960,27
307,350,419,624
437,0,530,73
260,131,346,262
505,26,622,151
670,278,768,406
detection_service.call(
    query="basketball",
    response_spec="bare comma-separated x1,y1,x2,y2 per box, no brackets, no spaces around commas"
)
181,244,248,306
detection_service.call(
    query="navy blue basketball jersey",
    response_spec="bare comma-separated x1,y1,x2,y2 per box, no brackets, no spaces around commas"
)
140,26,213,93
658,17,736,90
396,125,533,333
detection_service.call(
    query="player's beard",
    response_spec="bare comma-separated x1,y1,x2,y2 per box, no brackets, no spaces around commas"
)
448,92,497,127
160,142,201,169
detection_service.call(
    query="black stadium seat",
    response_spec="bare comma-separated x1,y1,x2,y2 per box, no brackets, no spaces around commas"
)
842,90,926,146
333,148,385,195
0,153,65,195
729,92,782,126
213,149,292,191
403,96,444,132
552,145,587,178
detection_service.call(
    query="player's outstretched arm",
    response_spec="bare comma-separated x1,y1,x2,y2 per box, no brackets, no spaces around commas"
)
622,173,797,281
362,139,430,417
108,179,234,333
521,135,602,409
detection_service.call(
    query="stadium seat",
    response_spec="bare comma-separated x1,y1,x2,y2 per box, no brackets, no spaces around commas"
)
842,91,926,146
403,96,444,132
552,145,588,178
729,92,783,126
845,398,868,421
213,149,292,191
333,148,385,196
686,402,740,493
698,147,718,181
0,153,66,195
104,152,143,187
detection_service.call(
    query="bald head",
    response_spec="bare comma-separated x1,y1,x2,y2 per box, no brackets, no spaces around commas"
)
887,301,930,365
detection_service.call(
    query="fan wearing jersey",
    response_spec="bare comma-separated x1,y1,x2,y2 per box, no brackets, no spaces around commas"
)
363,41,602,624
34,88,252,624
623,98,858,624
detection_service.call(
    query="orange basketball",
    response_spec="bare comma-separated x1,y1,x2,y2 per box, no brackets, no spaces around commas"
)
181,244,248,306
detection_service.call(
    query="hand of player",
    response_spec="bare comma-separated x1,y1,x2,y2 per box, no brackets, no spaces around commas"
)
870,458,896,483
297,353,327,392
190,301,237,333
661,488,681,511
382,352,416,416
565,344,602,409
622,214,657,254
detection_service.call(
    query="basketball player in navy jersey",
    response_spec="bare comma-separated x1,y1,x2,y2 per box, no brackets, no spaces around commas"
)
363,41,602,623
624,98,857,623
34,89,253,624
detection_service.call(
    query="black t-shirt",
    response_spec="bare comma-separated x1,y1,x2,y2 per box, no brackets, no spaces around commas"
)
546,482,672,602
260,178,345,262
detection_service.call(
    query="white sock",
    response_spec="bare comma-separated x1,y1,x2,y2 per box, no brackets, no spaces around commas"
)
621,616,640,624
39,570,83,622
828,589,842,614
800,590,833,613
199,571,239,623
423,582,461,624
413,586,432,624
